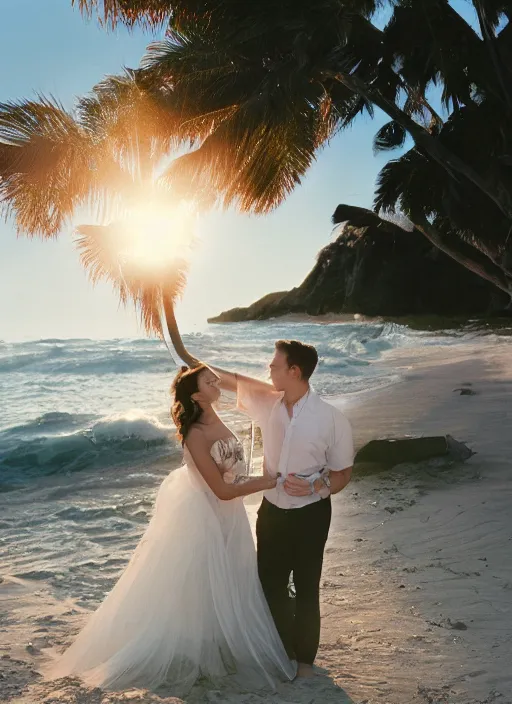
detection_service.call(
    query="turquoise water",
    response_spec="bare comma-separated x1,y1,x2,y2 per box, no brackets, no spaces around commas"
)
0,320,428,486
0,320,480,604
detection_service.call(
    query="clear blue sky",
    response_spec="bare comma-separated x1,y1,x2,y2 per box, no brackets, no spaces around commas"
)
0,0,477,340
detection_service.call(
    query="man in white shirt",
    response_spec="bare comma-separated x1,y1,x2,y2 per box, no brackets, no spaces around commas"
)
213,340,354,677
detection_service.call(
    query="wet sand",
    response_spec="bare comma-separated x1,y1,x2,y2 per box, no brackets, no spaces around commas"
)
2,340,511,703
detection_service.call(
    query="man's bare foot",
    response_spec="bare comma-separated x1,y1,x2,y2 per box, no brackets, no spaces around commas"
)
296,663,316,678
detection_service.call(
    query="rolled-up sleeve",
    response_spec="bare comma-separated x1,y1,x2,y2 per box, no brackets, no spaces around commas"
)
326,409,354,471
236,376,281,426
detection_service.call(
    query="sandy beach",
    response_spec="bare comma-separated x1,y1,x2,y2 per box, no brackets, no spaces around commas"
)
1,339,511,704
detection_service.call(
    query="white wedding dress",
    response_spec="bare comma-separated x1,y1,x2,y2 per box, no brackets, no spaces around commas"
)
48,435,296,694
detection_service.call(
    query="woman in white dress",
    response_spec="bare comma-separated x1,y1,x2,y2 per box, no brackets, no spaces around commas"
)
47,364,296,694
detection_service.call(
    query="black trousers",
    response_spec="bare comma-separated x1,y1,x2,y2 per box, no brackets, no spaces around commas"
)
256,496,332,664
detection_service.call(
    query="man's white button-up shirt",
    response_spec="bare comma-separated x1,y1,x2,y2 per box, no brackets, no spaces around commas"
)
237,377,354,509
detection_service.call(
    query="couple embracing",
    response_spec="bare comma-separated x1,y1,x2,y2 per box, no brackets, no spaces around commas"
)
48,339,354,694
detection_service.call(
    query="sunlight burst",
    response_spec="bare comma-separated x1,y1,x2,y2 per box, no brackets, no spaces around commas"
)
118,201,196,275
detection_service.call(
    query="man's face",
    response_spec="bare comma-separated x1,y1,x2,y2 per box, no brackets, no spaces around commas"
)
269,349,295,391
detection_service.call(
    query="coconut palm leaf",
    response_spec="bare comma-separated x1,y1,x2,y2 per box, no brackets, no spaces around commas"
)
140,11,381,212
0,68,192,234
375,147,470,225
373,120,408,153
473,0,512,29
140,30,261,144
38,0,512,297
0,94,157,236
75,222,189,335
331,203,414,235
166,76,332,211
383,0,482,110
375,143,510,255
73,0,172,30
0,79,199,360
373,146,512,288
374,150,431,217
77,69,190,181
83,70,174,134
0,97,94,236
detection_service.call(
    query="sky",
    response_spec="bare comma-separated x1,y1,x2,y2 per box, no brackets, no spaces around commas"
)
0,0,477,341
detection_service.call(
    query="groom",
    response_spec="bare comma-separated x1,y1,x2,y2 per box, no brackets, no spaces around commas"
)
213,339,354,677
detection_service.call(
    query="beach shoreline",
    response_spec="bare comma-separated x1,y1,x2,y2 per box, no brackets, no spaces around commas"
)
210,311,512,334
1,339,511,703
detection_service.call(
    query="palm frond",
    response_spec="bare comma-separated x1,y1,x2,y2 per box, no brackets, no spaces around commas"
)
79,69,186,162
374,141,511,254
374,148,440,217
331,203,415,238
142,16,368,212
0,79,188,236
384,0,481,110
474,1,512,29
75,222,189,335
0,97,93,236
161,85,323,213
140,32,269,143
72,0,171,30
75,223,128,295
373,120,407,153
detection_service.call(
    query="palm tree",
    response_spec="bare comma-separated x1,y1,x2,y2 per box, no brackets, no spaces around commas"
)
0,73,199,365
334,196,512,301
73,0,173,29
74,0,512,221
7,1,512,306
373,0,512,301
70,1,512,302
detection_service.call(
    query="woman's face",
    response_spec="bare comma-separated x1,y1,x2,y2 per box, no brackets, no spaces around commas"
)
193,368,221,405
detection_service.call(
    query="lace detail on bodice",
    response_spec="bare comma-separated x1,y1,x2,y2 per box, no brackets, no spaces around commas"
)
210,436,248,484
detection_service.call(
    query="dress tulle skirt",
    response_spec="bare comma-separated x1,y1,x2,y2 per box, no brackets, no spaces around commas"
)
46,463,296,694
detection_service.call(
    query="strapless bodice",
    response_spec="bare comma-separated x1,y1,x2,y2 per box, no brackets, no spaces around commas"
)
184,435,248,484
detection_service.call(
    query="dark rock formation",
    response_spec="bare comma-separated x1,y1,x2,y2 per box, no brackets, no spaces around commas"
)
209,209,509,323
354,435,474,467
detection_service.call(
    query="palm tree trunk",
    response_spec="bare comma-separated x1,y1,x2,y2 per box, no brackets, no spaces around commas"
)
370,23,445,128
337,73,512,221
473,0,512,109
411,211,512,299
162,293,198,367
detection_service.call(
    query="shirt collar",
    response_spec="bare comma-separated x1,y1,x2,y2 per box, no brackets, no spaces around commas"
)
280,387,315,414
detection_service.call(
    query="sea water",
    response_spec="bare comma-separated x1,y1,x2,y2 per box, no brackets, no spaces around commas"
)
0,320,491,605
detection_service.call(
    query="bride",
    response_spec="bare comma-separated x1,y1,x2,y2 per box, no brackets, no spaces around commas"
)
47,363,296,693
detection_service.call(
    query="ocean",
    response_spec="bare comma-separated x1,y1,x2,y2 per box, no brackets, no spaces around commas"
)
0,320,496,607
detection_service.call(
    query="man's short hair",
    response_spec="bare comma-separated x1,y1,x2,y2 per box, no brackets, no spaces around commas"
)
275,339,318,380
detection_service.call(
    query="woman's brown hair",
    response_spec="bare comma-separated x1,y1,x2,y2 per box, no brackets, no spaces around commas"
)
171,364,208,444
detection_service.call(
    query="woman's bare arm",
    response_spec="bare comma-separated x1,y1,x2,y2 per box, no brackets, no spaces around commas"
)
185,428,275,500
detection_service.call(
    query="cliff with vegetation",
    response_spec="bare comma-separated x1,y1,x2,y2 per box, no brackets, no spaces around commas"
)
209,209,509,323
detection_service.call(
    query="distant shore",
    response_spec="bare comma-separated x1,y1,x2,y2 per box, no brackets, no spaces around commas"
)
210,310,512,334
1,339,512,703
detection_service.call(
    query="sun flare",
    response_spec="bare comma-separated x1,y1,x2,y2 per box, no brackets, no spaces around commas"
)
118,201,196,275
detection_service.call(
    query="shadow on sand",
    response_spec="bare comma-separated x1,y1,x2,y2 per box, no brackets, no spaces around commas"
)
183,671,359,703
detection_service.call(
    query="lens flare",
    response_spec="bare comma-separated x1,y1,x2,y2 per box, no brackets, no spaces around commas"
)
118,201,196,274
